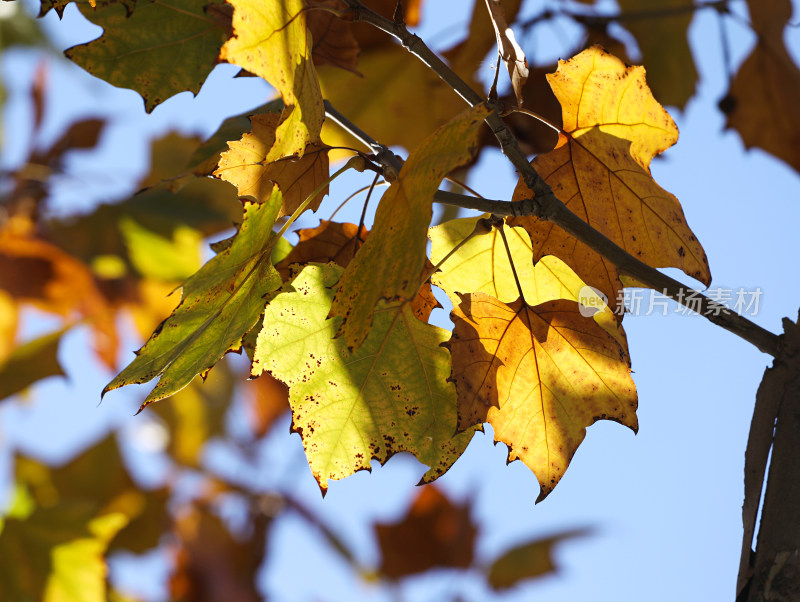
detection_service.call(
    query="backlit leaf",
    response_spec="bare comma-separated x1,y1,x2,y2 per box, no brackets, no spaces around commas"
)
214,112,330,217
510,47,710,312
429,216,627,352
307,0,360,74
221,0,325,159
103,193,284,407
252,264,474,492
449,294,637,501
65,0,231,112
331,103,490,349
484,0,528,105
276,220,368,279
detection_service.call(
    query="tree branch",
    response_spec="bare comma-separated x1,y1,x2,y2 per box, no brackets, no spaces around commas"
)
334,1,782,357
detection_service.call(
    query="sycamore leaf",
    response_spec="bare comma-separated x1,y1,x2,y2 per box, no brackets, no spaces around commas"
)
103,194,283,407
448,295,637,502
221,0,324,159
429,216,627,352
307,0,360,74
331,103,490,349
510,46,710,312
617,0,697,109
722,0,800,175
276,220,368,279
149,359,236,468
0,329,66,402
15,434,170,555
170,505,267,602
0,504,127,602
484,0,528,105
65,0,230,112
486,528,591,590
375,486,476,580
215,112,330,217
252,264,474,492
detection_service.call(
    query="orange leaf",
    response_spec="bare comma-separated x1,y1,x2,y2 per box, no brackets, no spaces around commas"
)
449,294,637,501
510,47,710,311
306,0,360,74
215,112,330,217
375,486,476,579
276,220,368,278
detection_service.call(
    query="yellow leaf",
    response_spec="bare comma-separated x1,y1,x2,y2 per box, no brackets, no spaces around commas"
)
510,47,710,311
331,103,490,349
215,112,330,217
449,294,637,502
220,0,324,159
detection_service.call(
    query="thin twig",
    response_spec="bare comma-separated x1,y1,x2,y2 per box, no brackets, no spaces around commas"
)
337,0,781,357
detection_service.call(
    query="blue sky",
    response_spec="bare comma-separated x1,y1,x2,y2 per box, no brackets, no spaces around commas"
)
2,0,800,600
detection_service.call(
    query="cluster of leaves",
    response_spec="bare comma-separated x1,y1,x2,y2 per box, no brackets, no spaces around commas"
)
1,0,799,598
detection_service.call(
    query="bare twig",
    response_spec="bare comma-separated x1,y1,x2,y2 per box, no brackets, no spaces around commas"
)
325,7,782,357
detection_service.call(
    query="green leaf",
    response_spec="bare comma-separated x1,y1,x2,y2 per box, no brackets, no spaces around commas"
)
486,528,592,590
252,263,475,492
103,192,284,407
0,503,127,602
119,216,202,281
330,103,490,350
65,0,231,112
0,329,66,402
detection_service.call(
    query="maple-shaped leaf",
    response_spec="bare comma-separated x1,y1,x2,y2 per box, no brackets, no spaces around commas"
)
484,0,528,105
103,193,284,407
510,46,710,312
252,264,475,492
65,0,230,113
429,216,626,352
0,504,127,602
375,485,476,580
15,434,170,555
722,0,800,175
307,0,360,74
617,0,697,109
331,103,490,349
0,329,66,402
170,504,267,602
215,112,330,217
276,220,368,279
221,0,324,160
448,294,637,502
486,528,591,590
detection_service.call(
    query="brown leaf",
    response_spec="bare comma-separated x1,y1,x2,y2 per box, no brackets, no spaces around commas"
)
276,220,368,279
241,373,290,438
449,295,637,501
376,485,476,580
484,0,528,105
306,0,360,74
215,112,330,217
0,227,118,368
723,0,800,175
170,505,267,602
